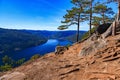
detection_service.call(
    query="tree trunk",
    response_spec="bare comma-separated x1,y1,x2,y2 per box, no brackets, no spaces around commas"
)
118,1,120,20
77,22,80,42
76,14,80,42
112,0,120,36
89,0,92,36
112,20,116,36
102,12,105,24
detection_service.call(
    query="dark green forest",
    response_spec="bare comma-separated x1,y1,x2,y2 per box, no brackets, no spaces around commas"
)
23,30,86,42
0,28,47,54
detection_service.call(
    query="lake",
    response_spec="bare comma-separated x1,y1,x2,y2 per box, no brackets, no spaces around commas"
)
0,39,73,63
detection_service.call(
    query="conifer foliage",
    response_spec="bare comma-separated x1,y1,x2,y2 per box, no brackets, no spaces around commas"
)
58,0,89,42
58,0,118,42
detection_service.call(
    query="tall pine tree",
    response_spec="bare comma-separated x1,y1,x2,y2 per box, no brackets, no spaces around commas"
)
58,0,88,42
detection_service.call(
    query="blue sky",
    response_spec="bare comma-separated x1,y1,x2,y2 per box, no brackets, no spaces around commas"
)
0,0,118,31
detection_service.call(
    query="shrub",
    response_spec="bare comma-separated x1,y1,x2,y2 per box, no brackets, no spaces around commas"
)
30,54,41,61
0,55,26,72
16,58,25,66
0,63,12,72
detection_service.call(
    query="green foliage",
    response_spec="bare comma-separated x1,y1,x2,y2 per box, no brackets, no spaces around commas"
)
58,0,89,42
16,58,25,66
0,64,12,72
93,2,114,24
0,55,26,72
91,2,114,27
81,27,96,40
91,16,102,27
30,54,41,61
58,0,116,40
2,55,12,63
59,6,87,29
58,25,68,30
2,55,14,66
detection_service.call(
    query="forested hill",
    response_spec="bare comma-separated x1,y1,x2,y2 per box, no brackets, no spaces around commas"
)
21,30,86,42
0,28,86,54
0,28,47,54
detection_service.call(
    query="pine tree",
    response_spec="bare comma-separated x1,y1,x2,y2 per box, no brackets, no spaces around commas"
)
58,7,87,42
58,0,88,42
94,3,114,24
89,0,94,35
84,0,95,35
107,0,120,20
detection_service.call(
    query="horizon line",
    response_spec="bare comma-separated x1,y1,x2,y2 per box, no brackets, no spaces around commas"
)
0,27,88,31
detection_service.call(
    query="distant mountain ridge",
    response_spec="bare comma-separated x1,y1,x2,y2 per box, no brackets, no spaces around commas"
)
0,28,47,54
21,30,86,42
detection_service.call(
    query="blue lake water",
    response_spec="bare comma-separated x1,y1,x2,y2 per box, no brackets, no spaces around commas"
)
0,39,73,64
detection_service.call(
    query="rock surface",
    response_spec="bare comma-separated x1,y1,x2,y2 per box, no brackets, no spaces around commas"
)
55,46,68,55
96,23,111,34
0,33,120,80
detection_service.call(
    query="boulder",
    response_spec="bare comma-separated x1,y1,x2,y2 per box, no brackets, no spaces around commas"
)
80,20,120,56
101,24,112,38
55,46,68,55
95,23,111,35
80,39,107,56
102,21,120,38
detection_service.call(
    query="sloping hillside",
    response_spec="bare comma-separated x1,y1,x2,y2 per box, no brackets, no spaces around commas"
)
0,32,120,80
0,28,47,54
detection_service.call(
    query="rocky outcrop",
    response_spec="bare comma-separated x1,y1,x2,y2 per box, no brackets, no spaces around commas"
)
96,23,111,34
55,46,68,55
79,31,108,56
102,21,120,38
80,39,107,56
80,21,120,56
101,22,113,38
